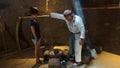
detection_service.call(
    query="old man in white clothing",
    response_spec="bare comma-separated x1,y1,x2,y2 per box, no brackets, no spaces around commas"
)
49,9,85,66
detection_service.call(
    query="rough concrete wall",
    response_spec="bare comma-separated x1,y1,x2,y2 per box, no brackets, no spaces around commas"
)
0,0,72,52
84,9,120,55
0,0,120,55
81,0,119,7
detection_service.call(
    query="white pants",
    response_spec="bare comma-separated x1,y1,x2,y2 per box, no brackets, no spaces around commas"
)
74,39,82,62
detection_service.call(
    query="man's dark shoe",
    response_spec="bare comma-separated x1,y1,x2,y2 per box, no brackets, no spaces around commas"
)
36,60,42,65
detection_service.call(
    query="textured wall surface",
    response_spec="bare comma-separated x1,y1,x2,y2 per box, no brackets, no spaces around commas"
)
84,9,120,55
0,0,120,55
81,0,119,7
0,0,72,53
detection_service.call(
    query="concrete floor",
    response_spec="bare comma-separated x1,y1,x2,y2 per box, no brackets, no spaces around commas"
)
0,46,120,68
40,51,120,68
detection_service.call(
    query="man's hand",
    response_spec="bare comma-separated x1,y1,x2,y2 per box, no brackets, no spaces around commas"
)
79,38,84,45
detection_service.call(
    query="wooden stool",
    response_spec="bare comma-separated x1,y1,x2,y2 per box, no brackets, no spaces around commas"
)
48,58,61,68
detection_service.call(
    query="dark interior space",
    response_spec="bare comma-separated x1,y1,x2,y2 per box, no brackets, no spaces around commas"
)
0,0,120,54
0,0,120,63
0,0,120,68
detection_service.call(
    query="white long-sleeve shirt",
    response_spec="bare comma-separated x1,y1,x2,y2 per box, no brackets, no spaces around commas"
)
50,12,85,39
